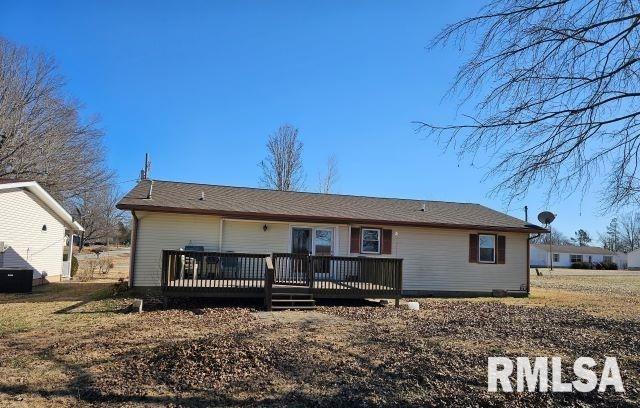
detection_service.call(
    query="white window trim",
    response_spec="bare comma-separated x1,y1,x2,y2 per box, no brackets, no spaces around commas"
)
361,228,381,254
289,225,337,256
478,234,496,264
570,254,583,263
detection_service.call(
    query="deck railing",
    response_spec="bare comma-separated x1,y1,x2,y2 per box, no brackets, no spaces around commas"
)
161,250,270,293
160,250,402,299
272,253,402,297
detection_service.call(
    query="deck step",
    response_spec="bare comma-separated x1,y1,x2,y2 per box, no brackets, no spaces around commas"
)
268,290,316,311
271,305,316,310
271,298,315,303
271,287,311,294
271,293,313,298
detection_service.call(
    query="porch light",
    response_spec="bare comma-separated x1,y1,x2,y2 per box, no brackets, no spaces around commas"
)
42,225,47,232
263,224,268,231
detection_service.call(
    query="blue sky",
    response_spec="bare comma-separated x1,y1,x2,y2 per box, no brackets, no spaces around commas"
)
0,0,621,241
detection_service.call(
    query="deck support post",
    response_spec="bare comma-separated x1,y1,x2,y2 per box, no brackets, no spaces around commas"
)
264,256,274,311
395,297,400,308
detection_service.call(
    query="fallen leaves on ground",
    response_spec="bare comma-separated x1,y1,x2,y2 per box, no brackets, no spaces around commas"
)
86,300,640,407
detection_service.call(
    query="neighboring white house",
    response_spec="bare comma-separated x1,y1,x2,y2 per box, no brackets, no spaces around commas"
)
117,179,547,297
0,180,84,283
627,249,640,270
530,244,617,268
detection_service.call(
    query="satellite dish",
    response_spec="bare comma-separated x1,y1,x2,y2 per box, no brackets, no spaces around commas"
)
537,211,555,225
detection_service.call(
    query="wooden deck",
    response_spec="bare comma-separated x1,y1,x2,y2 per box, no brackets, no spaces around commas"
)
161,250,403,306
166,279,395,292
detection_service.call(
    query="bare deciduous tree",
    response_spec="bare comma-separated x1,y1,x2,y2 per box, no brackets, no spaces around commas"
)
420,0,640,207
318,155,339,193
619,212,640,251
0,37,112,202
531,229,571,245
71,185,124,248
259,124,304,191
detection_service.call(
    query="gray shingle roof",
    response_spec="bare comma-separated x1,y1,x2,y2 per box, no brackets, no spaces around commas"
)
531,244,615,255
116,179,546,233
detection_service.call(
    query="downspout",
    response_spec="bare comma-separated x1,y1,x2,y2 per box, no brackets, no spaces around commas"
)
527,233,542,294
129,211,139,288
68,232,74,278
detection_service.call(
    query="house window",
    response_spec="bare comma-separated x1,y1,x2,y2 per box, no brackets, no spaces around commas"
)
361,228,381,254
553,253,559,262
603,256,613,263
478,234,496,263
570,254,582,263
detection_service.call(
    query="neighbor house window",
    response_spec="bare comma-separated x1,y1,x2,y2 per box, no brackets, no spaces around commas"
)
553,253,559,262
478,234,496,263
361,228,381,254
570,254,582,263
603,256,613,263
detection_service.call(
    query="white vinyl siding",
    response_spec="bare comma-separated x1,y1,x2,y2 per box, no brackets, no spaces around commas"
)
133,212,221,286
222,221,289,254
132,214,351,286
394,228,527,293
132,212,528,292
0,188,66,279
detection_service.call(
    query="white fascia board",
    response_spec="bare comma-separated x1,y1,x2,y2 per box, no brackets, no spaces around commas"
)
0,181,84,231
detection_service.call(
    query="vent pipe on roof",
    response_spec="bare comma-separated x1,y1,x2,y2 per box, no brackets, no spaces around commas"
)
146,180,153,199
421,203,426,212
200,191,205,201
524,205,528,222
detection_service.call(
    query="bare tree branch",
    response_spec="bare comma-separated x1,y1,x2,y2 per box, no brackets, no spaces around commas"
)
318,155,339,194
420,0,640,208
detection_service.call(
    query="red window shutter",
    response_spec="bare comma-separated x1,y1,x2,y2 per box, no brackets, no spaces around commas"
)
381,229,393,254
350,227,361,253
469,234,478,263
497,235,506,264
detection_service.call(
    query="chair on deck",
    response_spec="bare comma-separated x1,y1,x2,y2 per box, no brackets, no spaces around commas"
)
220,255,240,279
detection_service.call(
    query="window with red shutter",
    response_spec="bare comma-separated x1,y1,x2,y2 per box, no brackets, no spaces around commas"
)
469,234,479,263
350,227,361,253
497,235,506,264
381,229,392,254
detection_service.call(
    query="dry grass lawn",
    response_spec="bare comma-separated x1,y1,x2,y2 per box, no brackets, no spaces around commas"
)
0,264,638,406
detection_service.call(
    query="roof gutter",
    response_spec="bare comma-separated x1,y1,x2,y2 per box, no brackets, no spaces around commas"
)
115,203,548,234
